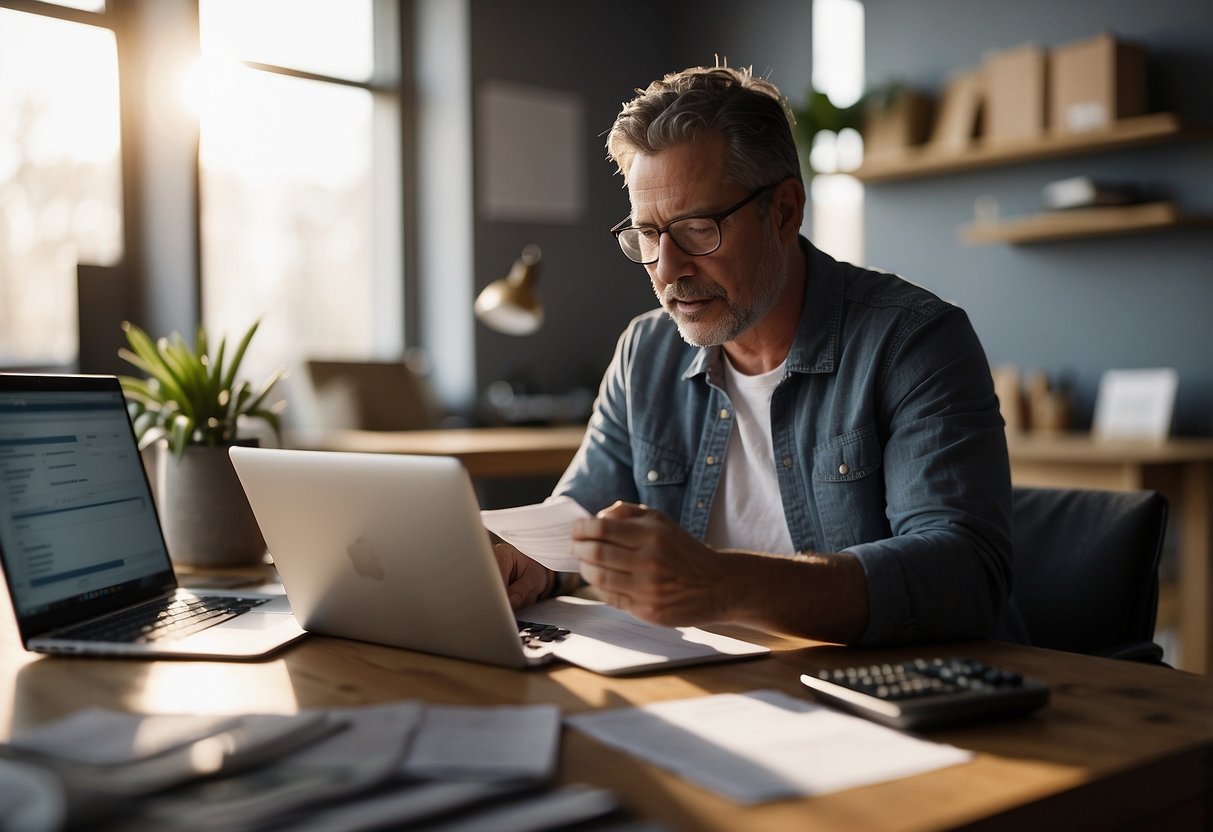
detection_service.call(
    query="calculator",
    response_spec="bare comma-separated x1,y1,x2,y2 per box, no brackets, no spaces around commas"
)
799,656,1050,730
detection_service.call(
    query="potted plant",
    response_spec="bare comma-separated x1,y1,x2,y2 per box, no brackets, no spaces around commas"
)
118,320,286,568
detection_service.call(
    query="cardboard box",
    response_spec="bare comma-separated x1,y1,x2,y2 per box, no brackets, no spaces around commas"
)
983,42,1047,145
863,89,933,159
1050,33,1146,134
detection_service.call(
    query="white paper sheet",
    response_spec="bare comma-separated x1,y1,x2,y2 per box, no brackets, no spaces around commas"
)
567,689,973,804
402,704,560,782
480,496,589,572
9,708,245,765
519,596,768,675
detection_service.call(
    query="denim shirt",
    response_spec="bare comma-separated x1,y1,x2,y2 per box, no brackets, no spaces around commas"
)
554,238,1013,645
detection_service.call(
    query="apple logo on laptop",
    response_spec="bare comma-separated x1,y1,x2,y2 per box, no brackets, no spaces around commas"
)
346,535,385,580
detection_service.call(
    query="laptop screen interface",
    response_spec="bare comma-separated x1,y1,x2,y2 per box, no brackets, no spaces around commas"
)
0,380,173,628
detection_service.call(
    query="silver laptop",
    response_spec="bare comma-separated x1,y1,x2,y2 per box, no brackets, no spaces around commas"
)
0,374,306,659
229,446,769,675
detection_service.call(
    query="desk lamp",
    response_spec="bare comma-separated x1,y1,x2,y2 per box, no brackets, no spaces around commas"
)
474,244,544,336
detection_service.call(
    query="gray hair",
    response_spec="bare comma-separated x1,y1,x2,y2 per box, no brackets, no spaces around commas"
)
606,64,802,194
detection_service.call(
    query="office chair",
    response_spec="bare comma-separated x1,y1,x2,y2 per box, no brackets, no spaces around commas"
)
306,357,440,431
1008,486,1169,663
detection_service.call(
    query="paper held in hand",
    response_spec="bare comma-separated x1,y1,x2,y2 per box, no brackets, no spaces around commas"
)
480,496,589,572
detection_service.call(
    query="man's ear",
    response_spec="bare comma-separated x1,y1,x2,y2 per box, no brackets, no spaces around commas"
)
770,178,807,241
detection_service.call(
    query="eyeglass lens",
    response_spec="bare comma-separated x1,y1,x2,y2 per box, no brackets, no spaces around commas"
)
617,218,720,264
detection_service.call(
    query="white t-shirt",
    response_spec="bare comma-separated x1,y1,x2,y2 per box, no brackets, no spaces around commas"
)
704,355,796,555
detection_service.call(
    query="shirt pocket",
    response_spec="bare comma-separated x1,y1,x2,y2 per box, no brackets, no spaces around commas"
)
811,423,888,550
632,438,690,516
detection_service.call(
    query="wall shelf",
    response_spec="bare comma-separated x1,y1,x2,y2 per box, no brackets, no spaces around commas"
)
854,113,1212,183
961,202,1213,245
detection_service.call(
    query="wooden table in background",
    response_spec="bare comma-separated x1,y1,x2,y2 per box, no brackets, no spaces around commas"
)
1007,432,1213,675
287,425,587,479
2,592,1211,831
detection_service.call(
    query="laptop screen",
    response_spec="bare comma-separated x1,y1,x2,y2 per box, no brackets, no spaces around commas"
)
0,374,175,638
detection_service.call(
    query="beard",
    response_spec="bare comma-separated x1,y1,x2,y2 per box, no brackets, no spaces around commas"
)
658,226,789,348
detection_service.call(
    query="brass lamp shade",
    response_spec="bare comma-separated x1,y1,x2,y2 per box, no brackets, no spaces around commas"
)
474,244,544,336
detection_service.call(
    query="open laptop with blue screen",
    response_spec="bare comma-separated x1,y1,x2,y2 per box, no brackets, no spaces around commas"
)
0,374,305,659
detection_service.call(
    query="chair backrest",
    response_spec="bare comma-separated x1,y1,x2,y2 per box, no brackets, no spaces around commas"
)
306,358,439,431
1010,486,1168,659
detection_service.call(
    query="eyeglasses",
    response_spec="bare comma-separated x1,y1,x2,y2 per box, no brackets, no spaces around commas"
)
610,184,776,265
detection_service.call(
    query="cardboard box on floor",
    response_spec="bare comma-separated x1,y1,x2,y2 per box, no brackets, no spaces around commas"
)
1050,33,1147,135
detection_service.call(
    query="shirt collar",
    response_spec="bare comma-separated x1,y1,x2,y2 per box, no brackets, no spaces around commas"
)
683,235,842,381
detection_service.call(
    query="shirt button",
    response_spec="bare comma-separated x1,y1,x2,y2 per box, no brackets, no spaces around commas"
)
838,463,850,475
646,469,659,482
782,457,793,468
697,500,705,509
706,455,717,465
719,409,730,419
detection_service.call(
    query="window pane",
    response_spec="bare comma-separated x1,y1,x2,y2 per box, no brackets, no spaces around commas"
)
810,0,864,264
200,0,374,82
0,10,123,366
199,67,374,386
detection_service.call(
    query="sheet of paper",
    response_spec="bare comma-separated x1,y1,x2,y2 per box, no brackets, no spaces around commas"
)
8,707,246,765
566,689,973,804
480,496,589,572
402,704,560,782
519,596,767,675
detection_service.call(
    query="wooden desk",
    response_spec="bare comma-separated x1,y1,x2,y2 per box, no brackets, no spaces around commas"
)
2,599,1211,831
1007,433,1213,675
287,426,587,479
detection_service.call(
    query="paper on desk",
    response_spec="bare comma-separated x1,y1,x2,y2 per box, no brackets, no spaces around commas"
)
5,708,339,798
8,707,246,765
480,496,590,572
567,689,973,805
138,701,425,831
403,703,560,782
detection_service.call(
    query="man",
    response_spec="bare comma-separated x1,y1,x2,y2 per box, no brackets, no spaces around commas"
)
495,64,1015,646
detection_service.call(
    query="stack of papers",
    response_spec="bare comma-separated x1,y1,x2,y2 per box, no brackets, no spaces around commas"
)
2,689,980,829
0,702,629,832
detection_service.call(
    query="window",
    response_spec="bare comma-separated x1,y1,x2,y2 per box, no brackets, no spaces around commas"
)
0,6,122,366
810,0,865,265
196,0,401,396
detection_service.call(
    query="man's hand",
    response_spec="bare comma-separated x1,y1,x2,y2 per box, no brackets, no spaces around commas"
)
571,501,732,627
493,542,554,609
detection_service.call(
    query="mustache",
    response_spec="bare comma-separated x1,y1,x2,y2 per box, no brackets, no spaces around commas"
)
661,279,725,305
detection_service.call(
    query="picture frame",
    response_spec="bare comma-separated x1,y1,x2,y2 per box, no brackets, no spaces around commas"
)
1092,368,1178,441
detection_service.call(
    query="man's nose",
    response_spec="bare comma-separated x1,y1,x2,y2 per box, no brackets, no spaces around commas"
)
651,232,693,286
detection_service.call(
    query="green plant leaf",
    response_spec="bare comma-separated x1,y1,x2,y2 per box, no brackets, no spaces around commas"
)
121,323,193,412
239,366,287,421
220,320,261,396
118,318,282,453
250,408,283,445
167,413,195,457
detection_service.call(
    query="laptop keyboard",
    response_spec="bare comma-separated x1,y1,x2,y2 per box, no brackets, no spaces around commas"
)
517,619,571,650
54,595,271,644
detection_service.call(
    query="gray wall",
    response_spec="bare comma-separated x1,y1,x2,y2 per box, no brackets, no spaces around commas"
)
864,0,1213,435
462,1,1212,434
465,0,814,410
